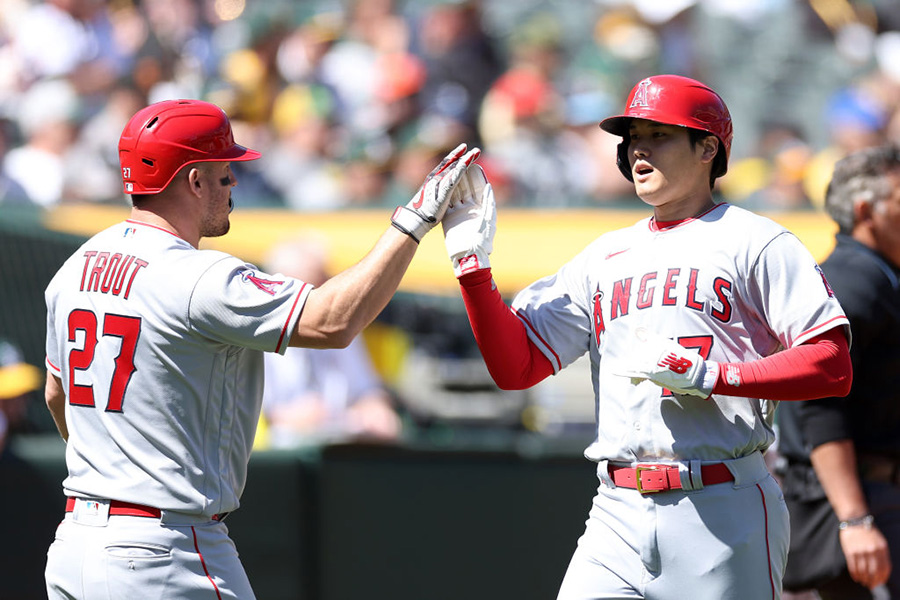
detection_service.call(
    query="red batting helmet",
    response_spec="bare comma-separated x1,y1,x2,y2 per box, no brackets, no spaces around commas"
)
599,75,733,182
118,99,261,194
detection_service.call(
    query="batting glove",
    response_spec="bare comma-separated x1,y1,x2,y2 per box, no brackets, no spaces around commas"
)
613,327,719,399
441,164,496,278
391,144,481,243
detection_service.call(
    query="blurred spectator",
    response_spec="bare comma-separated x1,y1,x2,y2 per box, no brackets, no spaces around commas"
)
0,0,897,211
10,0,121,96
138,0,221,102
3,78,80,207
64,82,144,204
478,13,575,206
0,117,32,205
318,0,406,137
415,1,504,141
804,82,892,209
260,83,347,210
0,338,42,455
261,233,402,447
558,85,636,204
722,121,816,212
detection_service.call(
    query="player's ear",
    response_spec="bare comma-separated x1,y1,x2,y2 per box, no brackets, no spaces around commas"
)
186,167,204,196
699,135,719,164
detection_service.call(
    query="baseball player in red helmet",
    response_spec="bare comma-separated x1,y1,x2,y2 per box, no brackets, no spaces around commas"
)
43,98,479,599
441,74,853,599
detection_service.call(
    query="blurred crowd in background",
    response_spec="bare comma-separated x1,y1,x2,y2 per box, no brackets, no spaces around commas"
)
1,0,900,212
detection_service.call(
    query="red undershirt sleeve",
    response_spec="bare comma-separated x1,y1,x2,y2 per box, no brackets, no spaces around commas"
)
458,269,554,390
712,327,852,400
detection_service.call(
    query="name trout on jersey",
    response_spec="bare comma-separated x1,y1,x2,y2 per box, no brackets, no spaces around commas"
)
78,250,149,299
592,267,733,342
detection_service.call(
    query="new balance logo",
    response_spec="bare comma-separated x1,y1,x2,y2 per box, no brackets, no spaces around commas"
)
658,353,692,374
725,365,741,386
459,254,480,274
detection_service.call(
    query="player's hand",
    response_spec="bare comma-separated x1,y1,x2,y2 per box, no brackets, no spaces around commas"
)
391,143,481,243
840,523,892,590
441,164,496,278
612,327,719,399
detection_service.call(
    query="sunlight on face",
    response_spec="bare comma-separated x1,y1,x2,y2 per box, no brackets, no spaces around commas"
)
199,162,235,239
627,119,716,219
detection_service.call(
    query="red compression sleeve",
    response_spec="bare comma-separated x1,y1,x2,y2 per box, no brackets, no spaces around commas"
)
713,327,851,400
458,269,554,390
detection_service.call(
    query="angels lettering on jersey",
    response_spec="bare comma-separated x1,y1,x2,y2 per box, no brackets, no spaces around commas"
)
591,261,838,350
596,266,733,332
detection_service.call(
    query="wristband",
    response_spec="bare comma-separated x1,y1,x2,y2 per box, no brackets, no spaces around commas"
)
390,206,427,243
838,514,874,530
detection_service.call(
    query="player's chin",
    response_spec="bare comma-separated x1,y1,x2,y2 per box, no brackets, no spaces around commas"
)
201,217,230,239
635,184,665,206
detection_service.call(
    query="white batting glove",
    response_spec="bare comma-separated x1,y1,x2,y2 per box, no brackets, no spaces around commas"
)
391,144,481,243
441,164,496,278
613,327,719,399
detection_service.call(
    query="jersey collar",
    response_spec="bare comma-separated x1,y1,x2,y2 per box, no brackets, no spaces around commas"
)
649,202,724,232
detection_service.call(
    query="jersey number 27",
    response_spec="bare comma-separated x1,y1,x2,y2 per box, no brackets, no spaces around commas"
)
67,309,141,412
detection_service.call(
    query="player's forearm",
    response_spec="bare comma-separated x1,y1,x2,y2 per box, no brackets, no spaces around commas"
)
45,371,68,442
292,227,417,348
810,439,869,521
459,269,554,389
713,327,851,400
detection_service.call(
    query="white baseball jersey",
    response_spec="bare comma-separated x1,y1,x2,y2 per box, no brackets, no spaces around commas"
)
512,203,848,463
45,219,311,518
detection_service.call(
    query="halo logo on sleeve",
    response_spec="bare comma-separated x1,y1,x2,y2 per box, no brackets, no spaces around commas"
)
815,266,835,298
241,272,285,296
592,287,606,347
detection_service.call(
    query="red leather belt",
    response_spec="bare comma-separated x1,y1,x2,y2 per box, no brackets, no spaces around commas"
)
66,497,161,518
65,497,228,521
609,463,734,494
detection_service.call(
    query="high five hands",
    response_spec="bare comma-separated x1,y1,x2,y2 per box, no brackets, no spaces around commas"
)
391,143,481,243
442,163,496,278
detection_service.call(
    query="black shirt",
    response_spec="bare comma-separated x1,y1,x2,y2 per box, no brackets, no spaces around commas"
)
778,234,900,462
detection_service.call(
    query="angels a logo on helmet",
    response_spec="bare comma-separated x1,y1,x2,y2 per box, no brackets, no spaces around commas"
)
630,79,652,109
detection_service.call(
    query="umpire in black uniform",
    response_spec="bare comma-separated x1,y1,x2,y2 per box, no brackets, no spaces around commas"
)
778,144,900,599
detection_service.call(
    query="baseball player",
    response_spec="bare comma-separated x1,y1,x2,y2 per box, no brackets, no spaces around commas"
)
43,98,479,599
441,75,853,599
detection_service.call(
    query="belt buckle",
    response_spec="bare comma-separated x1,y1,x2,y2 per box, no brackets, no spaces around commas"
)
635,464,662,494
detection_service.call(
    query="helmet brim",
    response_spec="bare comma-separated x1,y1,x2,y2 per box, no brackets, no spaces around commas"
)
214,143,261,162
599,115,630,137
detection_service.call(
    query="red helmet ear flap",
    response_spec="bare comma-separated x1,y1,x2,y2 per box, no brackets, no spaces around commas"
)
616,139,633,182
